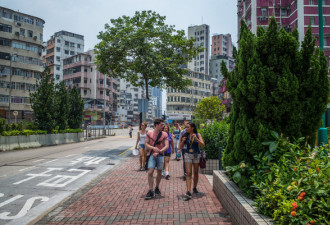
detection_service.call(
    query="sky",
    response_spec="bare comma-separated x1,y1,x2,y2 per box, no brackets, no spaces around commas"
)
0,0,238,50
0,0,238,113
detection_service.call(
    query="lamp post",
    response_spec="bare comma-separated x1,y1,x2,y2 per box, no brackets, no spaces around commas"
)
8,53,17,124
318,0,328,147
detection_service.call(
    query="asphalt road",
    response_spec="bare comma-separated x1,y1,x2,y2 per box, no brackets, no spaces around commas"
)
0,131,137,225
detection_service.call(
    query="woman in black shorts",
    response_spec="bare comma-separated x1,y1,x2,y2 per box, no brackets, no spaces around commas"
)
162,124,174,180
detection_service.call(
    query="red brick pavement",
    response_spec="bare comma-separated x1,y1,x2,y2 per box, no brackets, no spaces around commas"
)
36,155,232,225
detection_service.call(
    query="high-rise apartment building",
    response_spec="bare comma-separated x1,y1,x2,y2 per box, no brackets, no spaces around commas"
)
44,31,84,83
211,34,233,57
187,24,210,75
209,55,235,84
167,70,212,120
151,87,162,119
237,0,330,73
62,50,118,126
117,80,153,126
0,7,44,122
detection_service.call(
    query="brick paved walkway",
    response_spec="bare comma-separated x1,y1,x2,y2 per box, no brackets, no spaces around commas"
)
36,155,232,225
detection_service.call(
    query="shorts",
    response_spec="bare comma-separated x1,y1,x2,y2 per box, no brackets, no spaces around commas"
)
138,144,146,149
164,152,171,157
184,153,201,164
148,154,164,170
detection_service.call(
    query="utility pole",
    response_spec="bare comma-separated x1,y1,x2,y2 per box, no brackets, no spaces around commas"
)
103,75,106,135
318,0,328,148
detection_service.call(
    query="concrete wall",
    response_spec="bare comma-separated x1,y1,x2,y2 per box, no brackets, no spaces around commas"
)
0,132,84,151
213,170,274,225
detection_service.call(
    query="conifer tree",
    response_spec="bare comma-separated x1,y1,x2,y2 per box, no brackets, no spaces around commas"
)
68,86,84,129
54,81,70,130
221,18,329,167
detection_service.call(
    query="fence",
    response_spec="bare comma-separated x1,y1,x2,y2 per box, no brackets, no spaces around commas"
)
83,127,114,140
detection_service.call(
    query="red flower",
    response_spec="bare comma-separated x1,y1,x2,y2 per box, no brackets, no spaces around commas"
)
317,167,320,172
291,202,298,208
293,167,297,171
299,192,306,197
291,211,296,216
266,170,270,173
298,196,303,201
310,221,315,225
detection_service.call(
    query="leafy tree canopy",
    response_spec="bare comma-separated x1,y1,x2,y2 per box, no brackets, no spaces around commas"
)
193,96,225,123
95,10,202,99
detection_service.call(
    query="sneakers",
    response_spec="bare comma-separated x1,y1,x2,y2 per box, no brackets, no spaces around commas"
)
155,186,161,195
145,190,155,200
161,170,165,177
193,188,199,194
165,175,170,180
184,191,192,199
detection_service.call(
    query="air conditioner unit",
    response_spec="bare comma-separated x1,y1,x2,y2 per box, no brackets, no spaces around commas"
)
15,31,19,35
14,22,21,26
33,36,37,40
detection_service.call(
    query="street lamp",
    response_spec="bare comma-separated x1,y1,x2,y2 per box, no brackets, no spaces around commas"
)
7,52,17,124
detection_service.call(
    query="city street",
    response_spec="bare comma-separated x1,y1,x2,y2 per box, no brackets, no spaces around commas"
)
0,129,137,225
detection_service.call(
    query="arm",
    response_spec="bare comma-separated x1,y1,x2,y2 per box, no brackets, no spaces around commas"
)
135,131,140,149
197,133,205,148
179,137,187,150
144,132,152,152
160,134,169,153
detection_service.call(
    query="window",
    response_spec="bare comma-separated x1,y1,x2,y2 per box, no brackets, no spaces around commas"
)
39,33,43,41
309,0,314,5
56,66,60,70
70,51,74,55
64,50,69,54
324,37,327,46
84,78,87,83
65,41,69,46
56,56,60,62
0,23,12,33
56,47,60,52
280,8,287,16
56,75,60,80
100,91,103,95
311,16,315,25
261,8,267,17
324,16,327,25
0,52,10,60
323,0,327,5
84,90,87,95
84,68,87,72
70,42,75,47
20,28,25,36
27,30,33,38
57,39,61,43
0,38,11,46
77,44,81,48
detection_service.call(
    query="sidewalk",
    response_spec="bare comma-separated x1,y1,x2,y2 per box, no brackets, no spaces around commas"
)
35,154,232,225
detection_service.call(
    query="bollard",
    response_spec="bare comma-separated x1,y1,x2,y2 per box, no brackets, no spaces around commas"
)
219,147,224,170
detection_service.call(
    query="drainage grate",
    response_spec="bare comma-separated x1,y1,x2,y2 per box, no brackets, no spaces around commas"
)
77,167,96,170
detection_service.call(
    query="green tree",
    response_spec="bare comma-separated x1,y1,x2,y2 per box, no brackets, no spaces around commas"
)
54,81,70,130
193,96,225,124
95,10,202,99
221,18,329,167
30,67,56,133
68,86,84,129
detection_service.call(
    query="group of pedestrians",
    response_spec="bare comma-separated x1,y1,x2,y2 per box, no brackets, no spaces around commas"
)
134,118,205,200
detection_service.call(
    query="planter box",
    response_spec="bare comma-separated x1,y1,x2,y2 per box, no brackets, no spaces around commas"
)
0,133,84,151
213,170,274,225
200,159,220,174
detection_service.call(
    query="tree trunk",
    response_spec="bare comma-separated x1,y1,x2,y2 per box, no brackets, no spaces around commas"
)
144,77,149,100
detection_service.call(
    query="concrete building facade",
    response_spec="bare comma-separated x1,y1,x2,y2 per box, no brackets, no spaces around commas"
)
0,7,44,122
237,0,330,74
166,70,212,119
187,24,210,75
62,50,119,126
211,34,233,57
44,30,84,83
209,55,235,85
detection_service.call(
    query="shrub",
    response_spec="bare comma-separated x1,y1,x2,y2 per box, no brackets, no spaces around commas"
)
226,135,330,224
0,118,5,134
22,130,35,136
199,121,230,159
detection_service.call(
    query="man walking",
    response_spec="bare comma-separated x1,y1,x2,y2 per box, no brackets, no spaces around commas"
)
144,118,169,199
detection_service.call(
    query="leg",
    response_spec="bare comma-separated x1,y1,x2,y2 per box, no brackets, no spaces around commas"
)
164,156,170,173
192,162,200,189
142,149,147,168
182,149,186,175
185,161,193,193
148,168,155,190
138,148,143,168
155,169,162,187
155,156,164,188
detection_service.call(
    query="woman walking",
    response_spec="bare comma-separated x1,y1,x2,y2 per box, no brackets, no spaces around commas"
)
135,122,148,170
179,122,205,200
173,122,181,161
162,124,174,180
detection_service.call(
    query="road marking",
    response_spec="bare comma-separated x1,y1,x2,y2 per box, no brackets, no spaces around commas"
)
33,159,45,163
19,166,36,172
65,154,78,158
44,159,58,164
118,146,134,157
0,175,7,178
